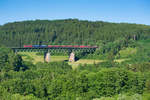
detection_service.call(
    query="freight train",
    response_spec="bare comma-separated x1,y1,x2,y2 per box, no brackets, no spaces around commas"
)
24,45,98,48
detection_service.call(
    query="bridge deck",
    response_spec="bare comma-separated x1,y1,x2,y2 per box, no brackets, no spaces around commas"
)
11,47,97,53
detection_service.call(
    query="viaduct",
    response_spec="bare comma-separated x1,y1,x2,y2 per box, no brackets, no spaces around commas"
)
11,46,97,62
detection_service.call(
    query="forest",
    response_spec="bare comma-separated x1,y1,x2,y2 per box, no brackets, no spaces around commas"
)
0,19,150,100
0,19,150,47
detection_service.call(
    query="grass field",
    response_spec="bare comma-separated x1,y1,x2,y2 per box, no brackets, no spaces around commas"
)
18,52,130,69
69,59,104,69
138,39,150,50
19,52,69,63
114,58,129,63
18,52,103,68
118,47,137,58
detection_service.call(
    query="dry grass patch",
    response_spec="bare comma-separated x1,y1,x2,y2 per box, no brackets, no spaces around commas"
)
69,59,104,69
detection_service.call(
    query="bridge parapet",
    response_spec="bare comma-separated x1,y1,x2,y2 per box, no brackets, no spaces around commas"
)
11,47,96,53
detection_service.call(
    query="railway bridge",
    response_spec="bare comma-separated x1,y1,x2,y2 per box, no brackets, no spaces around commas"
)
11,45,97,62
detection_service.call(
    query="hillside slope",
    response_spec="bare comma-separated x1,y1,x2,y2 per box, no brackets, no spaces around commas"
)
0,19,150,47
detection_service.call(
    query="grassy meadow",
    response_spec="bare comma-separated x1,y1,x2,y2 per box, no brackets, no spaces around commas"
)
18,52,130,69
18,52,104,69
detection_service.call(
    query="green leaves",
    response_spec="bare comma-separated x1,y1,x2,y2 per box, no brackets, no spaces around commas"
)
0,19,149,47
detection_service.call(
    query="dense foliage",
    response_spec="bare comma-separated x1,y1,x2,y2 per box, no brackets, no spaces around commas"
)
0,19,150,99
0,19,150,47
0,47,150,100
0,47,27,72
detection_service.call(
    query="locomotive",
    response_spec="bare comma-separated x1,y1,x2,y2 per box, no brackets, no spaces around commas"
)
24,45,98,48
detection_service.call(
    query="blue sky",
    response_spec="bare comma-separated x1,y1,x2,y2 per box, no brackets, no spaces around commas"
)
0,0,150,25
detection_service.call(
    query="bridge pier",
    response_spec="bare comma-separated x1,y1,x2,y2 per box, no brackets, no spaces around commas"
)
69,52,75,62
44,52,50,62
11,46,97,63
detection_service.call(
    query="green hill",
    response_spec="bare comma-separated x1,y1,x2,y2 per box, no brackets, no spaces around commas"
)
0,19,150,47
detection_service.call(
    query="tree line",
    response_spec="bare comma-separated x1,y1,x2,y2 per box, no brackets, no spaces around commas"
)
0,19,149,47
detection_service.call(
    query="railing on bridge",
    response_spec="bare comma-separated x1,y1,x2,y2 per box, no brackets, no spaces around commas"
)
11,45,98,53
